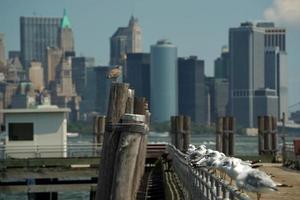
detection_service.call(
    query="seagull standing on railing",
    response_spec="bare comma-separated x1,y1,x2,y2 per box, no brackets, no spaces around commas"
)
235,168,278,200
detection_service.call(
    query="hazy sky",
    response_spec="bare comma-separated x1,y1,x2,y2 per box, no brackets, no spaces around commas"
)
0,0,299,106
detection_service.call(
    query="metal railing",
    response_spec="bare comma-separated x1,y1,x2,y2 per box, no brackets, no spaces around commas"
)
167,145,250,200
0,143,102,159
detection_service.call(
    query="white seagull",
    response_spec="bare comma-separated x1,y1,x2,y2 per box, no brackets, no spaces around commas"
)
235,168,278,200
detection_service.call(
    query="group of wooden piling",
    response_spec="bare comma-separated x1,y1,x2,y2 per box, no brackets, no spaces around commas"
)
216,117,235,156
94,83,150,200
258,116,277,155
170,116,191,153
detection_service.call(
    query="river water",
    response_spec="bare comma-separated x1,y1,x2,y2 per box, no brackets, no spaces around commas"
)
2,132,298,200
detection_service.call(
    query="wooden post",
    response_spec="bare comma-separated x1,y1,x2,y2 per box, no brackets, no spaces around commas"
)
264,116,271,152
216,117,223,151
96,116,105,144
95,83,130,200
125,89,135,114
182,116,191,153
111,114,147,200
228,117,235,156
170,116,177,147
176,116,184,151
271,116,277,153
132,97,149,199
222,117,229,155
93,116,99,143
258,116,264,155
134,97,146,115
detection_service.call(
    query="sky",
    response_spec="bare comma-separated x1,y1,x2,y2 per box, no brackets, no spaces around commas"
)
0,0,299,106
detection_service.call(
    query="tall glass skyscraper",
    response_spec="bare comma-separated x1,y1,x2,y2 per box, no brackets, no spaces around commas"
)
150,39,177,122
229,22,287,128
20,16,62,70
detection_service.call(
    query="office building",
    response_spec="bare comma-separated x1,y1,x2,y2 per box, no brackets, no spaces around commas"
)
29,61,44,91
71,57,95,96
126,53,150,101
229,22,265,128
80,66,112,119
20,16,61,70
110,16,142,80
59,9,75,55
206,78,229,124
214,46,230,79
229,22,287,127
178,56,207,124
8,51,21,60
150,39,177,122
47,47,62,85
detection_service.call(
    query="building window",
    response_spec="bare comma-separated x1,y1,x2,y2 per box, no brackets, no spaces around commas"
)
8,123,34,141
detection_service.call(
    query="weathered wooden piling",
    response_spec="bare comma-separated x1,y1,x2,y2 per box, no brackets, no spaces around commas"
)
222,117,229,155
257,115,277,155
228,117,235,156
216,117,223,152
132,97,149,198
170,115,191,152
216,116,235,156
111,114,147,200
95,83,130,200
93,116,105,145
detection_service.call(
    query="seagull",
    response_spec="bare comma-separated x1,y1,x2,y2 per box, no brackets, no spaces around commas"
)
235,168,278,200
107,65,122,82
220,157,253,185
186,145,207,165
194,150,225,169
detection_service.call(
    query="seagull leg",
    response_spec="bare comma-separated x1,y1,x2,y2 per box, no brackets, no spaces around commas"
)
229,178,233,185
257,193,261,200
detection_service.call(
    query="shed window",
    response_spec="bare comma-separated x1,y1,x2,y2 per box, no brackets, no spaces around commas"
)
8,123,34,141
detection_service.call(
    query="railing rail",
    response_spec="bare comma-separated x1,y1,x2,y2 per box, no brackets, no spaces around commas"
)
0,144,102,159
167,144,250,200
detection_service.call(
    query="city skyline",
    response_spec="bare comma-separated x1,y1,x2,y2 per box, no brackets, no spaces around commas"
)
0,0,299,106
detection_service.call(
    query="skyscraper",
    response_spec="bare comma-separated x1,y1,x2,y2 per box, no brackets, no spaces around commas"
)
29,61,44,91
206,78,229,124
214,46,229,79
20,10,74,83
150,39,177,122
229,22,265,128
59,9,75,55
71,57,95,96
0,33,5,65
260,22,288,120
229,22,287,128
80,66,112,118
178,56,207,124
20,16,61,70
47,47,63,85
110,16,142,80
126,53,150,102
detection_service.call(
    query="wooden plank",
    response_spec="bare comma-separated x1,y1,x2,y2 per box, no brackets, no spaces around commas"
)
0,168,98,180
1,157,100,168
0,184,97,193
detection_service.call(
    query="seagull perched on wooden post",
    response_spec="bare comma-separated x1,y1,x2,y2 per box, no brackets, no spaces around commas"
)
107,65,122,82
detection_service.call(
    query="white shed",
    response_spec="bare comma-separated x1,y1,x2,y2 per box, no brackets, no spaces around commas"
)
1,106,70,158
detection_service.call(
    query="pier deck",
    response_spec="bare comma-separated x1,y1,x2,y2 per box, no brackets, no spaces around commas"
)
246,163,300,200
